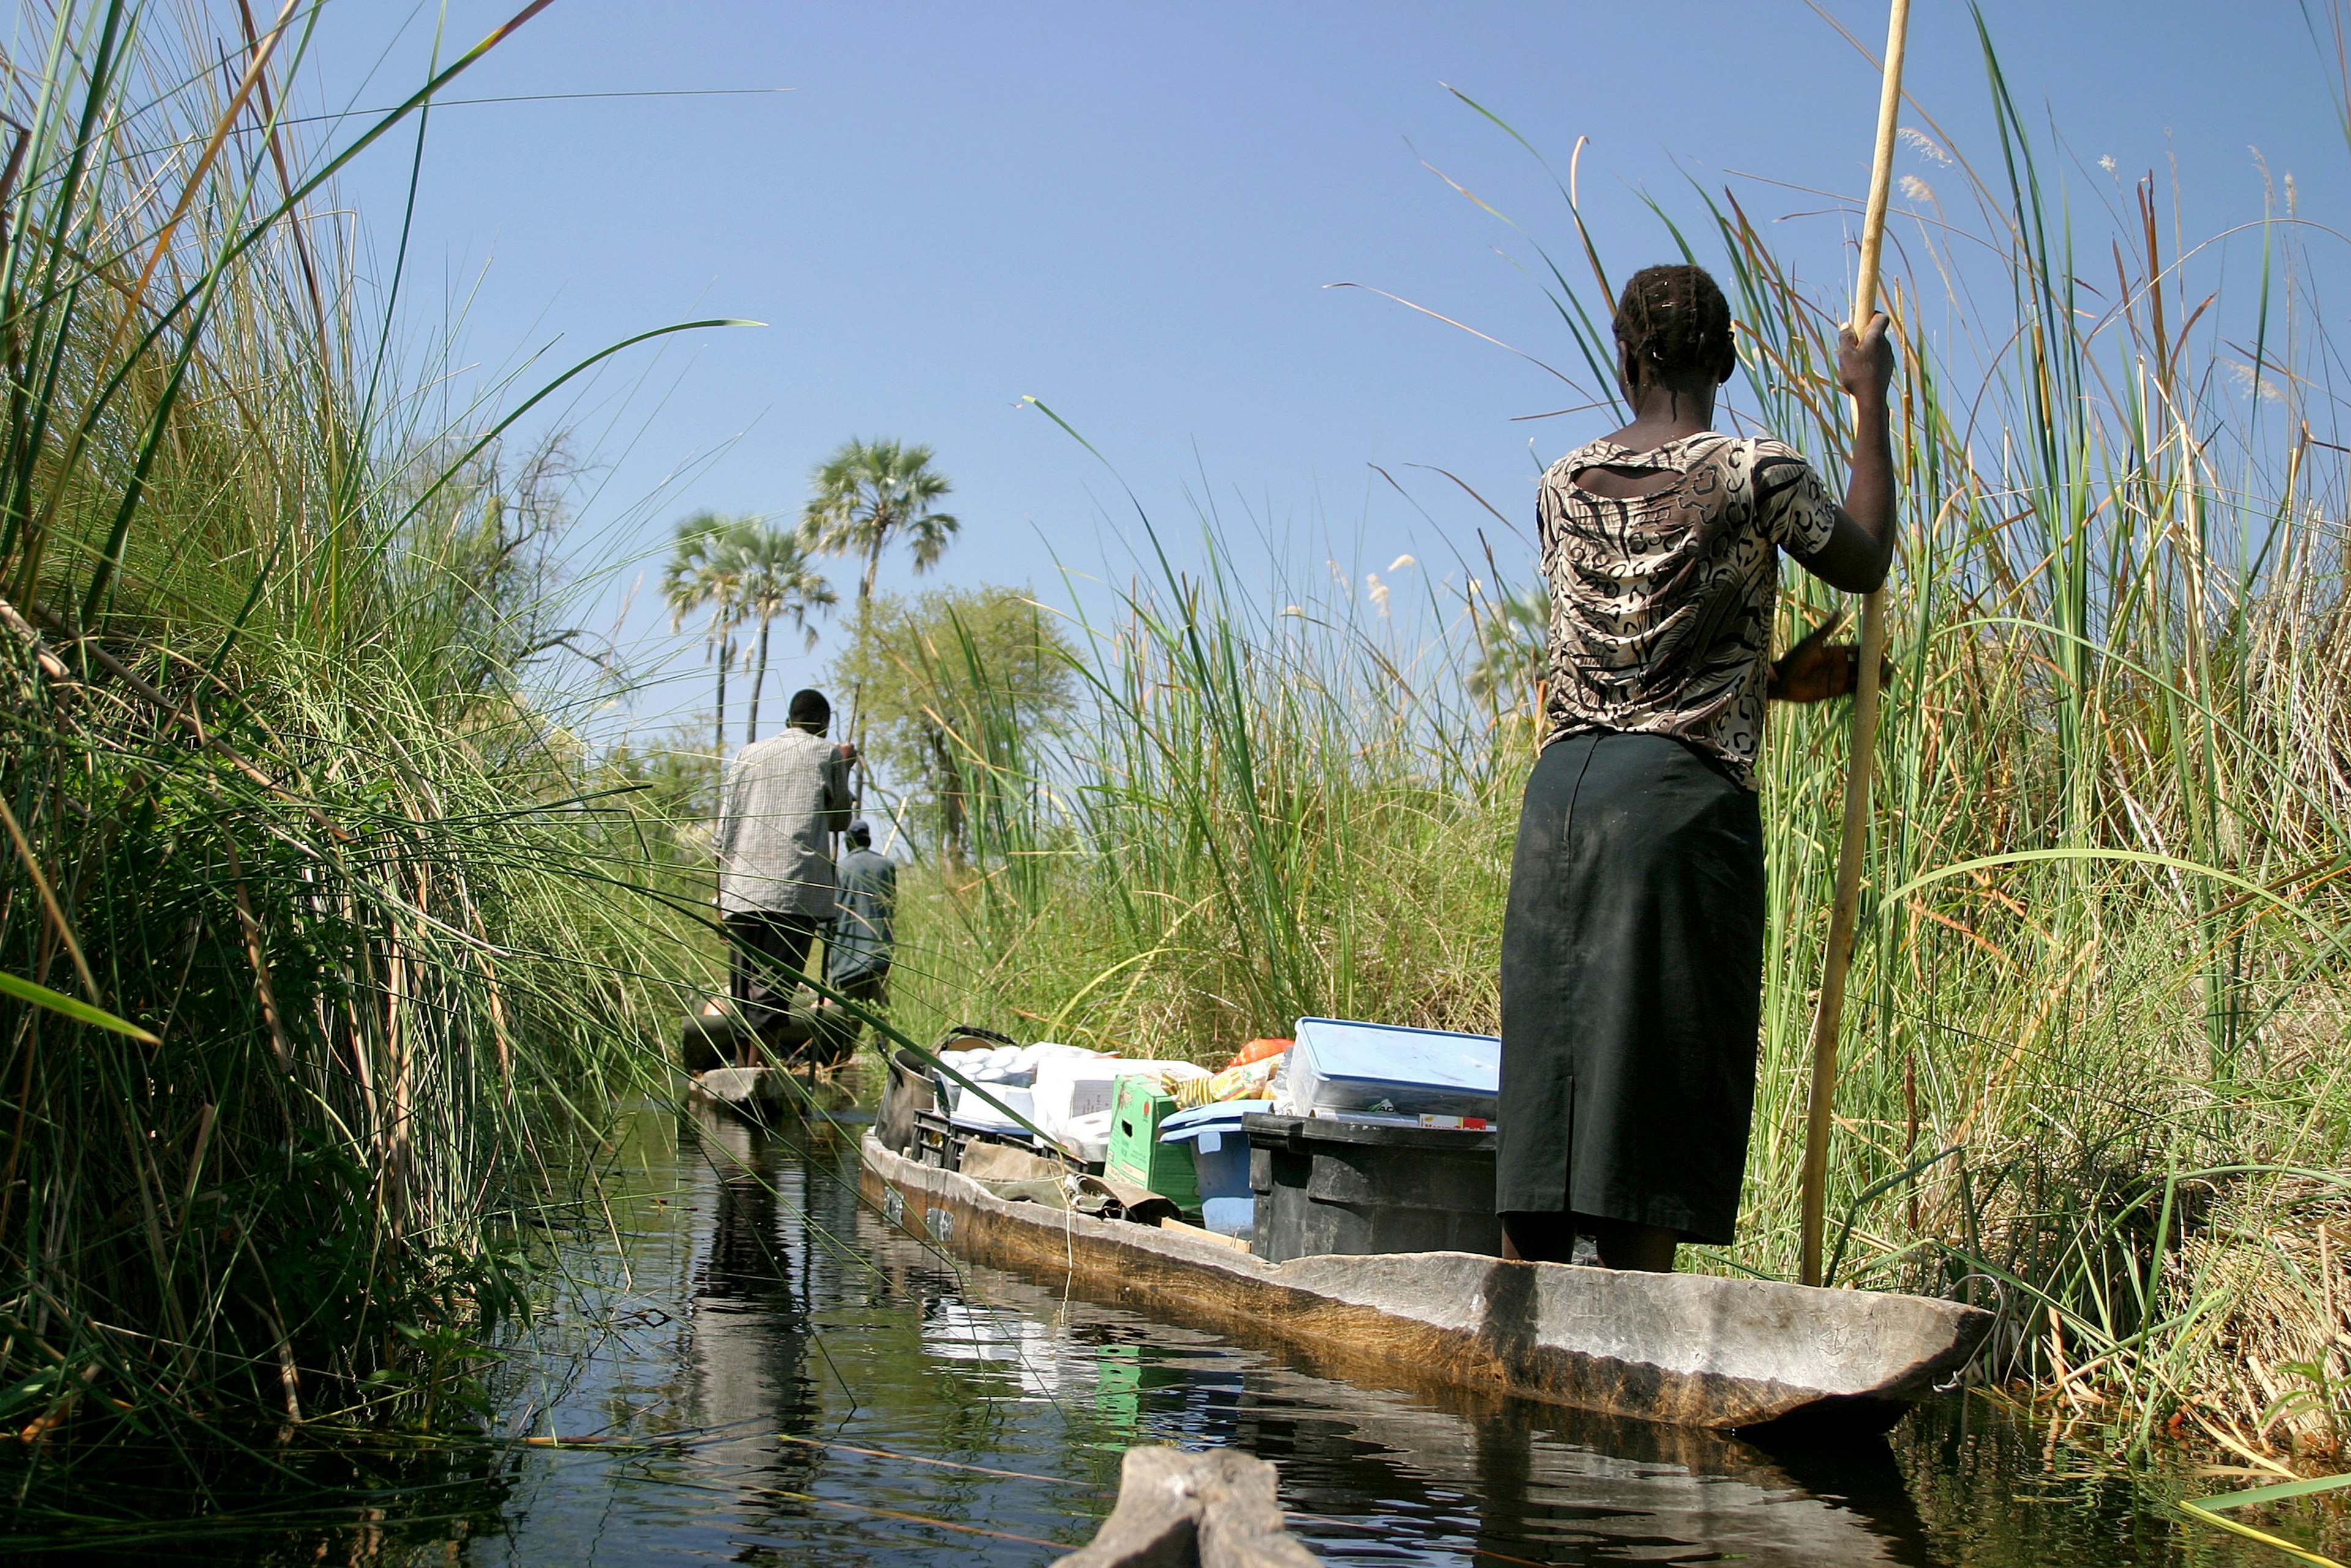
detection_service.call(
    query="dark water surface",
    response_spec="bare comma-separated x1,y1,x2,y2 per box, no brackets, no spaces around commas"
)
4,1101,2320,1566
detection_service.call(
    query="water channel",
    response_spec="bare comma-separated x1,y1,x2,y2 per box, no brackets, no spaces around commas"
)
7,1100,2328,1566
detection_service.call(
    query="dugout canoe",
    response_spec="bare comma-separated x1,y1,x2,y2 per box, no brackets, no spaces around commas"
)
859,1131,1990,1435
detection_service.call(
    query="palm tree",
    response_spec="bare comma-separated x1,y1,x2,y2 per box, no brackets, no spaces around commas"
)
798,437,959,606
711,524,837,742
662,511,752,756
801,440,958,781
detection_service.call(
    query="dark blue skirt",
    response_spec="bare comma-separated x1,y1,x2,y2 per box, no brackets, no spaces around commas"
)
1495,730,1765,1244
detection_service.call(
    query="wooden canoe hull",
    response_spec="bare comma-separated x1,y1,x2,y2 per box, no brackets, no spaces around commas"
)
860,1133,1989,1434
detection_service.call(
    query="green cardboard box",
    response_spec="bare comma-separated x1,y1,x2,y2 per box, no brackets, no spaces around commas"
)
1103,1075,1199,1215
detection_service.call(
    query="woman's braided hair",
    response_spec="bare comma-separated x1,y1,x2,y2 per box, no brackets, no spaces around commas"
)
1614,263,1736,383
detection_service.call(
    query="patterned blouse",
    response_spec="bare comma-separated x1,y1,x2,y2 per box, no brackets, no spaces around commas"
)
1536,432,1838,787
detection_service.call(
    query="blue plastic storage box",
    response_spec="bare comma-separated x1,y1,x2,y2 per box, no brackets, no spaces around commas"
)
1283,1018,1499,1125
1158,1099,1272,1238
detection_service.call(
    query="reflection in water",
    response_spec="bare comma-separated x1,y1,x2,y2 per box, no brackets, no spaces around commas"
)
947,1244,1929,1567
1258,1397,1925,1567
2,1100,2281,1567
690,1113,822,1510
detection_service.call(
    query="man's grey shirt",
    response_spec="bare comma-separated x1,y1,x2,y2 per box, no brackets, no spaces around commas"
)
830,846,898,983
715,731,852,917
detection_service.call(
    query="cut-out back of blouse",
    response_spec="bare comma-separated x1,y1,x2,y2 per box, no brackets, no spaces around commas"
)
1535,432,1837,787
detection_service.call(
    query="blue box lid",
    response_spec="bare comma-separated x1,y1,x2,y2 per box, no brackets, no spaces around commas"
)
1291,1018,1499,1093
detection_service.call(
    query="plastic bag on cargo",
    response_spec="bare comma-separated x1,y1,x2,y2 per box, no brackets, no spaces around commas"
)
1228,1037,1292,1068
1172,1050,1284,1109
1042,1108,1114,1163
1268,1048,1297,1116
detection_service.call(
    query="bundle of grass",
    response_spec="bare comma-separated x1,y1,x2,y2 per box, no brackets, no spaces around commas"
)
0,2,707,1447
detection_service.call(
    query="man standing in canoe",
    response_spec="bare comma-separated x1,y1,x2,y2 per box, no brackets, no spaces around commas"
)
823,817,897,1064
1497,263,1895,1272
714,687,856,1065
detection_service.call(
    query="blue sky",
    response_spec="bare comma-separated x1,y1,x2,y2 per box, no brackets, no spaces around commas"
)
302,2,2349,741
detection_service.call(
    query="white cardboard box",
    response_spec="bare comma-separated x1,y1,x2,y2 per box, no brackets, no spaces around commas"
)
1031,1058,1207,1150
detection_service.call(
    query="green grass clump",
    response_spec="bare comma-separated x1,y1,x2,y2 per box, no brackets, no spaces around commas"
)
0,2,708,1447
889,36,2351,1458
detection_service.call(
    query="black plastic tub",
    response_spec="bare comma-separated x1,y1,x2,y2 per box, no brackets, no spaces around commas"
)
1243,1112,1501,1263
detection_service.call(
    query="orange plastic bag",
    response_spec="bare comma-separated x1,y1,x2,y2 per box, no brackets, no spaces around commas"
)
1226,1037,1292,1070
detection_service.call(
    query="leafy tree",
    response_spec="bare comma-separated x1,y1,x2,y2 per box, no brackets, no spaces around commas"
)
395,432,583,696
827,585,1076,862
707,524,835,742
799,437,959,606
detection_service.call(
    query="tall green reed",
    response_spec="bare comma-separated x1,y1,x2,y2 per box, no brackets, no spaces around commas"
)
0,1,713,1447
894,32,2351,1455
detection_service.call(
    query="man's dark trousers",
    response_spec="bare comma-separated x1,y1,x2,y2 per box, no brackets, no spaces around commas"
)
823,964,889,1066
727,910,819,1056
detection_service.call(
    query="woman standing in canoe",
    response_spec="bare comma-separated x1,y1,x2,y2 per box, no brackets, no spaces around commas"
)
1497,263,1895,1272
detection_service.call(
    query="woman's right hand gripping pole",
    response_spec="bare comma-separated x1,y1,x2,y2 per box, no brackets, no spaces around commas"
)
1804,313,1899,595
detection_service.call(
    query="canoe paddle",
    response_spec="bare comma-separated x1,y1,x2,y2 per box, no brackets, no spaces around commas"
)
1798,0,1912,1290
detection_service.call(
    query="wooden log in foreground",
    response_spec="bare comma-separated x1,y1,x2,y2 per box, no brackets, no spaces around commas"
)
1053,1447,1317,1568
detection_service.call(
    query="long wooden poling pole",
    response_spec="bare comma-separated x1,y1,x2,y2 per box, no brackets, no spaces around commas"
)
1799,0,1913,1291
